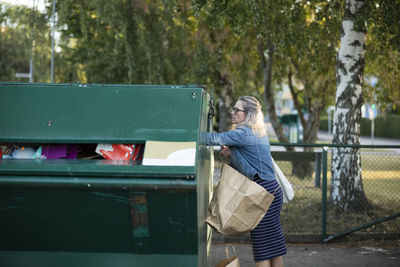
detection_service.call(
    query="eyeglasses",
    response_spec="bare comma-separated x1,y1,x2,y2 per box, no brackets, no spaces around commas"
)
232,107,246,114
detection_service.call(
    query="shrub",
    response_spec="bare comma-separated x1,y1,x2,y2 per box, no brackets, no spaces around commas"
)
319,115,400,139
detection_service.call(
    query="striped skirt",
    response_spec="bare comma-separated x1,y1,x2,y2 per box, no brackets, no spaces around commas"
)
250,178,287,262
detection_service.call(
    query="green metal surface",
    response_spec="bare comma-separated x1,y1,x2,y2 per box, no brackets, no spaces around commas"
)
321,147,328,242
323,213,400,242
0,83,203,143
0,159,195,178
0,175,197,190
195,92,213,267
0,186,197,254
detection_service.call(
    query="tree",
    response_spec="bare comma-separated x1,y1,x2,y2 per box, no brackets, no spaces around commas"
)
188,11,261,131
282,1,341,177
195,0,295,143
54,0,191,84
195,1,340,140
331,0,370,211
53,0,259,132
195,0,342,177
364,0,400,112
331,0,400,211
0,3,51,82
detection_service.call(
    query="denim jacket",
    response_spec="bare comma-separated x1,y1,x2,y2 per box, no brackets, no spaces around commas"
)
207,126,275,180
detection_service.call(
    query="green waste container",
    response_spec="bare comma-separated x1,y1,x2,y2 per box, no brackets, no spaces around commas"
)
0,82,213,267
279,114,299,143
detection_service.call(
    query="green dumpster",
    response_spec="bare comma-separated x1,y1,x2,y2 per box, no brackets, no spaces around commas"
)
0,82,213,267
279,114,299,143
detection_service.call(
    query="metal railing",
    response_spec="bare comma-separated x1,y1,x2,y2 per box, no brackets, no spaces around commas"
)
269,143,400,243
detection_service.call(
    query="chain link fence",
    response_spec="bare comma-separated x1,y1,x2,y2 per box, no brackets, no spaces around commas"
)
212,144,400,242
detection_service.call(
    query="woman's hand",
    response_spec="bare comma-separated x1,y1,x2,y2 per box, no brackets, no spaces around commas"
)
220,145,230,157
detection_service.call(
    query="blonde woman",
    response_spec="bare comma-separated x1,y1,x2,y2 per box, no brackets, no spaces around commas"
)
207,96,286,267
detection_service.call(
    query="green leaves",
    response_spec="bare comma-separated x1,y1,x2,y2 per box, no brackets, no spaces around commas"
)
1,0,398,114
0,3,50,82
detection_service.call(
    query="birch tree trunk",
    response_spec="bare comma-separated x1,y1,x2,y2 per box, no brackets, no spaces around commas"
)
331,0,369,211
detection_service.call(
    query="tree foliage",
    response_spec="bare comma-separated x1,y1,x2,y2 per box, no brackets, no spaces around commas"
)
364,0,400,112
54,0,191,84
194,1,343,146
1,0,399,114
0,3,51,82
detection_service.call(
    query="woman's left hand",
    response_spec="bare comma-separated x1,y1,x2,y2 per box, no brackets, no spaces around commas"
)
220,145,230,157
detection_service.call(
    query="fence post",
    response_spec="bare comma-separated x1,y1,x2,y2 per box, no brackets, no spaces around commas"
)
314,152,322,187
321,146,328,243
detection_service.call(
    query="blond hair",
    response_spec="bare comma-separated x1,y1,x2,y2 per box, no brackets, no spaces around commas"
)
235,96,267,137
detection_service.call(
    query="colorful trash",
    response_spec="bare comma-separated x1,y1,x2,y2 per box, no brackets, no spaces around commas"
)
95,144,143,160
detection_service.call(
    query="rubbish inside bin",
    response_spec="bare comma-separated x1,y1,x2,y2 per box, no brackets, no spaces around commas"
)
1,145,39,159
42,144,79,159
96,144,143,160
0,143,144,161
0,145,11,159
11,146,36,159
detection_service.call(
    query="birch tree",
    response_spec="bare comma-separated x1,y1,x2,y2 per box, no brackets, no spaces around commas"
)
331,0,369,211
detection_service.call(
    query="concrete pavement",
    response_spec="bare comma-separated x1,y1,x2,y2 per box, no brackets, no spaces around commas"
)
211,242,400,267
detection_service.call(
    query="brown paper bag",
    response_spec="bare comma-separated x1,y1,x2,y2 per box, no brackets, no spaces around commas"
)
214,245,240,267
206,164,275,236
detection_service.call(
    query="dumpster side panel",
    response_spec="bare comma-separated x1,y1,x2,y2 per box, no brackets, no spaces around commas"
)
196,91,213,267
0,187,133,252
0,186,197,254
147,190,197,254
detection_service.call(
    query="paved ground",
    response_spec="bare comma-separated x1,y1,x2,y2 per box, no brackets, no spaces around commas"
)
211,242,400,267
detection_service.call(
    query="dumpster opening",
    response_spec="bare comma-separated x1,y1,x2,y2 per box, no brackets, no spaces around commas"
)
0,143,145,161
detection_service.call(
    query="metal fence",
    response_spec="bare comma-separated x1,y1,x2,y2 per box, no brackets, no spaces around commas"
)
212,143,400,242
270,143,400,243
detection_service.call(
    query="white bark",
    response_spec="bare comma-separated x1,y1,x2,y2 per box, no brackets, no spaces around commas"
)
331,0,369,210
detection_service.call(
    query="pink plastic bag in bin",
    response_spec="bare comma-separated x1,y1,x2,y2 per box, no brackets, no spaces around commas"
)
95,144,142,160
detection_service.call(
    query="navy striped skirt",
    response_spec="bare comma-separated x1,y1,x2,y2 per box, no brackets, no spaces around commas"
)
250,178,287,262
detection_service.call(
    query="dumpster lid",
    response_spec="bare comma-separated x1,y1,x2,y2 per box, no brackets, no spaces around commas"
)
0,83,206,143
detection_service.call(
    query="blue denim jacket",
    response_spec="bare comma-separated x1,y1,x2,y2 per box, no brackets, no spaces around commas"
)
207,126,275,180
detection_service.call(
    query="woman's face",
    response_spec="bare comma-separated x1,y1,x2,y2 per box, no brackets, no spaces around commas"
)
231,100,246,124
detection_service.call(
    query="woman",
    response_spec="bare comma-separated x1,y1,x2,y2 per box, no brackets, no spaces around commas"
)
207,96,286,267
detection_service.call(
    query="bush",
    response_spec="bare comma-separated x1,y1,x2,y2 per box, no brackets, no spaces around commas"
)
319,117,329,131
319,114,400,139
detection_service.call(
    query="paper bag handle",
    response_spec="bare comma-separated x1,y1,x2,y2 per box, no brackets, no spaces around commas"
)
225,244,238,258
